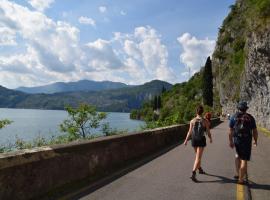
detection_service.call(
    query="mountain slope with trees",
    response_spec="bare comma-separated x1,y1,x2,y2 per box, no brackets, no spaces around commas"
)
16,80,130,94
0,80,172,112
131,58,220,126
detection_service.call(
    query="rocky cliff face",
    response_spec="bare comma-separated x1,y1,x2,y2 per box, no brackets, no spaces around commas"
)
212,0,270,128
241,26,270,128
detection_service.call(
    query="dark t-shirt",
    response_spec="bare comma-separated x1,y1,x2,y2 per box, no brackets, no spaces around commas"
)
229,112,257,130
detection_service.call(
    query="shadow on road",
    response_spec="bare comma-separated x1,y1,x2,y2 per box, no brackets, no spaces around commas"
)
58,143,182,200
196,173,237,184
248,180,270,191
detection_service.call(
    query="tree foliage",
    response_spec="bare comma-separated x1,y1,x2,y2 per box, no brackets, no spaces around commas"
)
60,104,107,138
0,119,12,129
202,57,213,107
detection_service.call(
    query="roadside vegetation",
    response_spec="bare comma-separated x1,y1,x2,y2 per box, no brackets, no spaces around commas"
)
0,104,127,153
258,127,270,138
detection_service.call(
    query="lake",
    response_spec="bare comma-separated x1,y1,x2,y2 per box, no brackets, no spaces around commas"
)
0,108,145,146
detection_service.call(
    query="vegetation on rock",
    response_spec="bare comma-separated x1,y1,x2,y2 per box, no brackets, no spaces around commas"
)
212,0,270,103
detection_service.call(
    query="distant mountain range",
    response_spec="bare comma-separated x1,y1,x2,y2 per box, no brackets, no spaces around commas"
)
1,80,172,112
16,80,130,94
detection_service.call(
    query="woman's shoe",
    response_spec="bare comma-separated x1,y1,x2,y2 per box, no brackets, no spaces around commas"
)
190,171,198,182
198,167,206,174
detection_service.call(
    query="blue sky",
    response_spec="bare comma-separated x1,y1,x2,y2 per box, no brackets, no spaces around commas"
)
0,0,235,88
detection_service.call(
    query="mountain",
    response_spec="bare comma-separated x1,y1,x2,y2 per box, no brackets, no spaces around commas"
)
212,0,270,129
0,86,29,108
16,80,130,94
0,80,172,112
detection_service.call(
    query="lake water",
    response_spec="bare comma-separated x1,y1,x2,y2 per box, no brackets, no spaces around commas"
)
0,108,145,146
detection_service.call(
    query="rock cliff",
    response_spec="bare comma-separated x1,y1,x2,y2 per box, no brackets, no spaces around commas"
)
212,0,270,128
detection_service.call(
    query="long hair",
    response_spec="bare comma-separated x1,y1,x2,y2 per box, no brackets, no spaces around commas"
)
196,105,204,116
204,112,211,121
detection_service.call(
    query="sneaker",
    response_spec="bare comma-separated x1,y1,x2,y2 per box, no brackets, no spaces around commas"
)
198,167,206,174
233,175,239,179
190,171,198,182
237,180,246,185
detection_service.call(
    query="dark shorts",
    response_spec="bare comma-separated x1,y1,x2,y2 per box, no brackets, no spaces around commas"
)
192,136,206,147
234,137,252,161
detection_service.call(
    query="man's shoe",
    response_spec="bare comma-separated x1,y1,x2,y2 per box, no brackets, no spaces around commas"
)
237,180,245,185
233,175,239,179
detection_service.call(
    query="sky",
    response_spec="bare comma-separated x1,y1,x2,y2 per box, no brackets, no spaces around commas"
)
0,0,235,89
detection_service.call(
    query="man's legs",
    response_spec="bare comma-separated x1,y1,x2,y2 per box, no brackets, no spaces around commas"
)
235,154,240,177
239,159,247,183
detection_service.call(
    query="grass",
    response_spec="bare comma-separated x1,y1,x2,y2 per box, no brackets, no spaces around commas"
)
258,127,270,138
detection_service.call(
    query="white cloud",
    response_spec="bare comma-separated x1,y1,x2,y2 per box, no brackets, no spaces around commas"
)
78,16,96,27
99,6,107,13
0,0,81,87
0,27,17,46
0,0,177,88
114,26,176,84
27,0,55,12
83,39,124,71
177,32,215,75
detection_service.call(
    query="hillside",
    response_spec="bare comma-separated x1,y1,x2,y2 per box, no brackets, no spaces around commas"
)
0,86,29,108
0,80,172,112
16,80,130,94
212,0,270,128
130,69,221,125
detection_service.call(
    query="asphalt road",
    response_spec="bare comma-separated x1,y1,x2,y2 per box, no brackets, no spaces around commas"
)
62,122,270,200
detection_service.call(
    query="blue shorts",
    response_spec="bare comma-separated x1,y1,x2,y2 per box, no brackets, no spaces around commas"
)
234,137,252,161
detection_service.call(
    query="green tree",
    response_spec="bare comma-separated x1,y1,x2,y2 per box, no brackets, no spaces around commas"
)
161,86,167,93
60,104,107,138
0,119,12,129
153,96,158,110
157,95,161,109
202,56,213,107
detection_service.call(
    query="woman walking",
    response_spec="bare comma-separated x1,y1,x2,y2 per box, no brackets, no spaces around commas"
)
184,105,212,182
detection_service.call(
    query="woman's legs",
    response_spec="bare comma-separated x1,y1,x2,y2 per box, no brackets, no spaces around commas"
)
192,147,204,172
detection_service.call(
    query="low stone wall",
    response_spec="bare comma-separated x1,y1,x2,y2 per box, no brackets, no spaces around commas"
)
0,118,220,200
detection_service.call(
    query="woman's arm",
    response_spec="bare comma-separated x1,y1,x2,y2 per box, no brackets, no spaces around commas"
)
184,120,193,145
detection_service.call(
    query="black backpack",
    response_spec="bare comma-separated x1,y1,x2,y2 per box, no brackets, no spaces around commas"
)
233,112,252,138
192,118,205,140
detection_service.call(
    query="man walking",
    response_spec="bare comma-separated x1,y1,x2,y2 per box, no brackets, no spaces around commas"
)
228,101,258,184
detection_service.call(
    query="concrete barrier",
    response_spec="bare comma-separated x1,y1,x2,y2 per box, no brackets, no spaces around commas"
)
0,118,220,200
